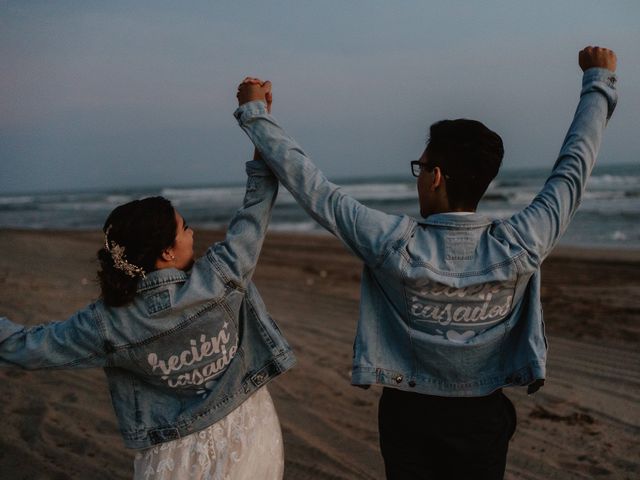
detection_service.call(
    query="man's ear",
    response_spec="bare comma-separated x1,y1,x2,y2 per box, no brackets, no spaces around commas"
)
431,167,444,191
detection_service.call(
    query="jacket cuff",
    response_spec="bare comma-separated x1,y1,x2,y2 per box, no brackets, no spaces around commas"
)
0,317,24,343
581,68,618,119
234,100,268,125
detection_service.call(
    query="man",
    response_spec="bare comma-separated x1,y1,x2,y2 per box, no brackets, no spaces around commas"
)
235,46,617,479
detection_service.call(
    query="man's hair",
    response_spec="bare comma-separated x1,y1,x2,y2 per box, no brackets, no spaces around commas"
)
426,119,504,211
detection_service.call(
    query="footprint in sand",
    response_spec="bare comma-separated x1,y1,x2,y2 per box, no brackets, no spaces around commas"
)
12,400,47,443
61,392,78,403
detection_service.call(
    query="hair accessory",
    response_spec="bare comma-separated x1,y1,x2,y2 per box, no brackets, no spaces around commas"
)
104,225,146,278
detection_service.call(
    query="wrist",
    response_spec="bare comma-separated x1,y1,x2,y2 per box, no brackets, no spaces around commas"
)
234,100,268,124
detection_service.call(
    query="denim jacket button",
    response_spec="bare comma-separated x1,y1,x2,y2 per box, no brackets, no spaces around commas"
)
408,380,416,388
395,375,403,384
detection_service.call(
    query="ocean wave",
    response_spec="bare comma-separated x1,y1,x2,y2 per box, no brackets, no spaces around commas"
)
2,165,638,247
269,221,320,232
589,173,640,188
480,193,512,202
42,201,115,212
582,190,627,200
0,195,35,206
105,194,134,204
340,182,416,201
610,230,628,241
161,187,246,205
507,191,536,204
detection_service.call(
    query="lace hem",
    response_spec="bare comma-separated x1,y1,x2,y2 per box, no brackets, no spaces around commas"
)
133,387,283,480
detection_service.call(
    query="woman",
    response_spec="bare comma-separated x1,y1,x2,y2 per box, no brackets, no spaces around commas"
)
0,82,292,479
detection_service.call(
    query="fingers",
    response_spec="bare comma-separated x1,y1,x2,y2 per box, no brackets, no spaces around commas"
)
242,77,262,84
240,77,269,88
237,77,270,92
265,91,273,114
236,77,273,109
239,77,271,87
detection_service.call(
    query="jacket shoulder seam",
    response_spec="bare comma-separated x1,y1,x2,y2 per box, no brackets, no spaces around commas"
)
376,217,415,268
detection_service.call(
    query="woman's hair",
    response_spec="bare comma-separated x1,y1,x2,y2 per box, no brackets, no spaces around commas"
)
98,196,177,307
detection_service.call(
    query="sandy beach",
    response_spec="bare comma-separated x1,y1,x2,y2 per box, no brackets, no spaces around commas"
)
0,229,638,480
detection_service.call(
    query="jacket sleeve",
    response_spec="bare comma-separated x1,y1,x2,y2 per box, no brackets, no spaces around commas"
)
234,102,412,267
505,68,618,264
204,159,279,287
0,304,108,369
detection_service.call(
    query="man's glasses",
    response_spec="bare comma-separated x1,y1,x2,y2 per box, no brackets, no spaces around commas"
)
410,160,452,179
411,160,429,177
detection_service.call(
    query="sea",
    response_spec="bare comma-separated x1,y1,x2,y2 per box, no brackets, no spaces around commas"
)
1,162,638,249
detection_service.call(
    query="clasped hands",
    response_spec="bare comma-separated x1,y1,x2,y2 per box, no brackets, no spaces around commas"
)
237,77,272,113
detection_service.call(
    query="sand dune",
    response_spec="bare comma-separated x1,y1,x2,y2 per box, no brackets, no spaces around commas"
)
0,230,638,479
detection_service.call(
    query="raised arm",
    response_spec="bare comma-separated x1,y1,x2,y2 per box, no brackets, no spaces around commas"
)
234,82,412,266
0,305,108,369
199,82,279,286
201,159,278,288
506,46,618,264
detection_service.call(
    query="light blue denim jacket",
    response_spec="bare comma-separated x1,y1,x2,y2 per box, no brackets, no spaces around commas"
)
0,160,295,449
235,68,617,397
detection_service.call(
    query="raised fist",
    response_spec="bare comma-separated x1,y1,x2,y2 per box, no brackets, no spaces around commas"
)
579,46,616,73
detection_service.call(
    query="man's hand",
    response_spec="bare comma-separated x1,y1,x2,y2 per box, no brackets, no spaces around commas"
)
579,46,617,73
237,77,272,113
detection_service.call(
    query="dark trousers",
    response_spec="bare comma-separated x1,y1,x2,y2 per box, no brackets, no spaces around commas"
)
378,387,516,480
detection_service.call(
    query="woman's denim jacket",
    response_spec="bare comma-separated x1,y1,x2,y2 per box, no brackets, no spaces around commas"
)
0,160,296,449
235,68,617,397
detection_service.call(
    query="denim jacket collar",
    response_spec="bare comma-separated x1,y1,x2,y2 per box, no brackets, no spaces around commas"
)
420,212,493,228
136,268,189,293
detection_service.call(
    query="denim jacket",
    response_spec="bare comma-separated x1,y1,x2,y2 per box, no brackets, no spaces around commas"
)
235,68,617,397
0,160,295,449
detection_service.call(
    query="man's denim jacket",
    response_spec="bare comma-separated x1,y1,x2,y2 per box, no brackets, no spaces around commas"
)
235,68,617,397
0,160,295,449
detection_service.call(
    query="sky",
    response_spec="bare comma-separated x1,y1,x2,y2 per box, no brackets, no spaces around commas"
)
1,0,639,193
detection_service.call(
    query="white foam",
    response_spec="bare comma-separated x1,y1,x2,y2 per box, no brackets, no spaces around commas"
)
611,230,628,241
0,195,34,206
589,174,639,188
269,221,320,232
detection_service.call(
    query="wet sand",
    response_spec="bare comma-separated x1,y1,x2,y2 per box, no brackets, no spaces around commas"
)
0,229,638,479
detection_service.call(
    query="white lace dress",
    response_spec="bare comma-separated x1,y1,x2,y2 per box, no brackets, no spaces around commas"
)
133,387,284,480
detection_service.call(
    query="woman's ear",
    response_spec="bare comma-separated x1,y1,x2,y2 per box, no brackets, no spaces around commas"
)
160,249,175,263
